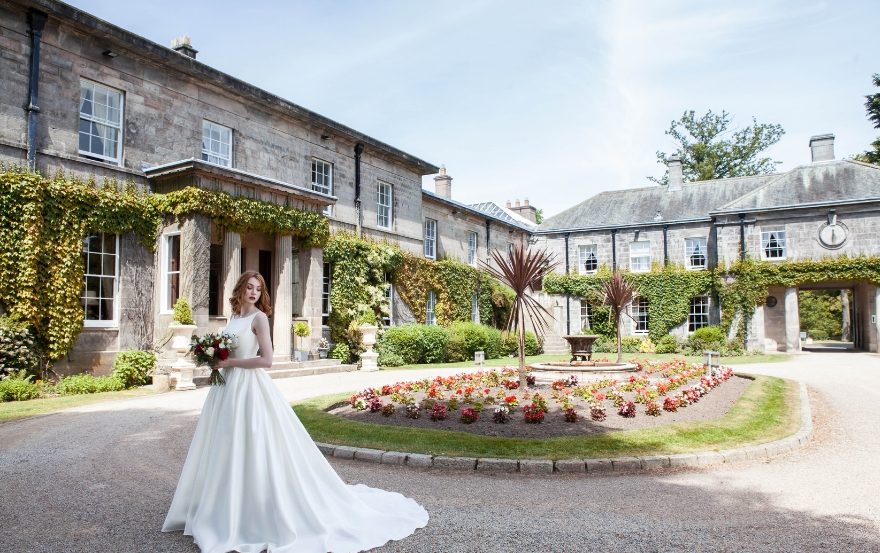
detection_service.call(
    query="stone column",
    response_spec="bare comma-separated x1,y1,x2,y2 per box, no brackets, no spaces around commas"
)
300,247,324,357
273,235,293,360
784,287,801,352
874,286,880,353
841,289,851,342
222,230,241,319
181,215,211,328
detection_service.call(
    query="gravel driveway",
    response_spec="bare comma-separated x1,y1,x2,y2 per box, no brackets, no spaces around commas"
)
1,354,878,552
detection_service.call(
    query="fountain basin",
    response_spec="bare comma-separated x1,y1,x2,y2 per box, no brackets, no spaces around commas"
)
529,360,638,382
563,334,600,362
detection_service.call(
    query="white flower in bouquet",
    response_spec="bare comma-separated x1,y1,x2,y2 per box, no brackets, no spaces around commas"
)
206,346,215,356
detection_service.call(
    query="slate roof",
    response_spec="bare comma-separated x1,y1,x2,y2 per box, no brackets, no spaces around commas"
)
713,159,880,214
469,201,538,229
536,174,774,233
422,191,535,230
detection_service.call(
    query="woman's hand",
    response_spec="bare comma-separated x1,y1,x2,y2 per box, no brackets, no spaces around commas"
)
214,358,233,369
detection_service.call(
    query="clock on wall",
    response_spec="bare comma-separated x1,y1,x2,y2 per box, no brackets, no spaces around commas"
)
818,212,848,249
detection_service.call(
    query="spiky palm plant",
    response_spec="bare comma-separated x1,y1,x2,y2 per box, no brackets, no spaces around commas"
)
602,271,637,363
480,244,559,388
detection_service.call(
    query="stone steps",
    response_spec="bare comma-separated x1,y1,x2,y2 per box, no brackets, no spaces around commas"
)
542,335,570,355
193,359,357,387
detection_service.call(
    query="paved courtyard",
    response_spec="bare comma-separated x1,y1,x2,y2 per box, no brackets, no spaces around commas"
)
1,352,879,552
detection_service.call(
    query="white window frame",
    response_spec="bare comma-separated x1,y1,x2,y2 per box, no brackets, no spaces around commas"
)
630,241,651,273
382,272,394,327
471,292,479,324
424,218,437,260
201,120,232,168
761,226,787,260
311,158,333,216
632,298,649,334
685,237,708,270
161,233,182,313
78,79,124,166
580,300,593,331
426,291,437,325
578,244,598,274
82,233,120,327
467,231,478,266
689,295,710,331
377,181,392,229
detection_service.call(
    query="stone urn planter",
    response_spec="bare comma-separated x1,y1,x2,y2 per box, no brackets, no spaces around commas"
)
563,334,601,362
317,347,329,359
359,324,379,372
168,324,198,391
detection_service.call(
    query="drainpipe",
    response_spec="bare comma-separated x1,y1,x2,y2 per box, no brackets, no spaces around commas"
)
611,229,618,271
354,143,364,237
662,224,669,267
564,232,570,335
485,219,491,260
26,9,48,173
739,213,747,261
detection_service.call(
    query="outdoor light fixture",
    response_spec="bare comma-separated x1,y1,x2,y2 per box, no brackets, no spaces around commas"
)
102,49,118,58
320,134,332,140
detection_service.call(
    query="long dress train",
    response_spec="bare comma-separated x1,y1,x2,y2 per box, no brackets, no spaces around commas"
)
162,312,428,553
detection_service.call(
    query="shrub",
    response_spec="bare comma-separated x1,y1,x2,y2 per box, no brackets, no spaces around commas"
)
447,321,492,361
807,329,828,341
692,325,725,344
444,334,469,363
419,398,437,410
591,337,614,353
446,397,460,411
418,325,449,364
682,325,726,355
0,315,40,379
620,337,642,353
55,374,126,395
0,370,39,401
377,350,405,367
656,334,678,354
292,321,311,337
328,343,351,364
500,331,542,356
112,350,156,388
376,325,425,365
171,298,195,325
639,338,656,353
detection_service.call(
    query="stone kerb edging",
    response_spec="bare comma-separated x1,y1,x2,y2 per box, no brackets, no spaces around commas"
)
315,381,812,474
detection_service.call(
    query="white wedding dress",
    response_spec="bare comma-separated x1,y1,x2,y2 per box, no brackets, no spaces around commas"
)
162,312,428,553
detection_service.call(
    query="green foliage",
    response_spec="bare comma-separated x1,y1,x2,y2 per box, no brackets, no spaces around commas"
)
478,273,514,329
328,343,351,364
799,290,843,341
0,167,328,364
376,350,405,367
171,298,195,325
691,325,726,344
55,373,126,395
446,321,493,362
376,325,425,365
0,370,39,401
655,334,679,354
416,325,449,364
112,349,156,388
394,253,480,326
292,321,312,337
649,109,785,184
500,331,543,357
854,74,880,165
620,336,643,353
0,314,40,378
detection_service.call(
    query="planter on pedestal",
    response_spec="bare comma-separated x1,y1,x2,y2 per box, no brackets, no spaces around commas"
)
359,324,379,371
317,347,329,359
168,324,198,391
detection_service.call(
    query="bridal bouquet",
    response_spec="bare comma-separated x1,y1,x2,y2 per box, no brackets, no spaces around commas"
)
189,333,236,386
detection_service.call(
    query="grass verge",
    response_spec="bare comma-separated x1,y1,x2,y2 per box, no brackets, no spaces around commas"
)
293,374,800,460
0,388,155,423
383,352,790,371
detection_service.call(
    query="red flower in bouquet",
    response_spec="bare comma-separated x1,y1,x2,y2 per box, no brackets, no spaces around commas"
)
189,332,236,386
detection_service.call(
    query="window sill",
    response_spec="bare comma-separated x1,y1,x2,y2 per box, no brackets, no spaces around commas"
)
82,325,119,331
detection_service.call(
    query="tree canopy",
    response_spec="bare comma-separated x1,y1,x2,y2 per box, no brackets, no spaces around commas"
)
852,73,880,165
649,110,785,185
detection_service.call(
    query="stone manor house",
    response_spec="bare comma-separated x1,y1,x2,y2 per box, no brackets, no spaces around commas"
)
2,0,879,377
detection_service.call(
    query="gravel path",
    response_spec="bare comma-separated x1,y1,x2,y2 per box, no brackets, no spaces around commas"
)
1,355,879,552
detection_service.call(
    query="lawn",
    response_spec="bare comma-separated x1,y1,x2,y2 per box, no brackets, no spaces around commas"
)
292,374,800,460
382,352,790,371
0,388,155,423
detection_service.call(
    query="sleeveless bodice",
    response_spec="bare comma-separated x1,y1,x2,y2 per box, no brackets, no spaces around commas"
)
223,312,260,361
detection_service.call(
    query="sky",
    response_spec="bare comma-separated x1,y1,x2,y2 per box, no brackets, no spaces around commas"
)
73,0,880,218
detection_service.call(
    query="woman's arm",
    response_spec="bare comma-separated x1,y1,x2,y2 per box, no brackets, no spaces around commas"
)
214,313,274,370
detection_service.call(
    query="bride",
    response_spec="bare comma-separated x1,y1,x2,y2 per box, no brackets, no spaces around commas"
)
163,270,428,553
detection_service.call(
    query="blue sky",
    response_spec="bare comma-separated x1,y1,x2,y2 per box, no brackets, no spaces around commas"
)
75,0,880,217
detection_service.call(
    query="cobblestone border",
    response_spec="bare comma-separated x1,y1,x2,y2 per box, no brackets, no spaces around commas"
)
316,381,812,474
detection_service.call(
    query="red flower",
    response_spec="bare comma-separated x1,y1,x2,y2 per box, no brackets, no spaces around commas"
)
219,349,229,360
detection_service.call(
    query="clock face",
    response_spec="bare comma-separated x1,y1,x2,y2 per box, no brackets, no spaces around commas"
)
818,222,848,249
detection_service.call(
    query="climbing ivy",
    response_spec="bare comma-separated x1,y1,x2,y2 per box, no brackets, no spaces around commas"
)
0,166,330,363
393,253,480,326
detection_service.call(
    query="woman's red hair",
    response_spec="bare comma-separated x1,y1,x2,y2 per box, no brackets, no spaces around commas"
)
229,270,273,316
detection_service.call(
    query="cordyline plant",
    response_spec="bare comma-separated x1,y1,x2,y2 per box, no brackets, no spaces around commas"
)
480,244,559,388
603,270,638,363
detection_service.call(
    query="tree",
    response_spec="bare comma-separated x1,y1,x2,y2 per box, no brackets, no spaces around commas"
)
649,110,785,184
535,209,544,224
480,244,559,388
852,74,880,165
602,271,637,363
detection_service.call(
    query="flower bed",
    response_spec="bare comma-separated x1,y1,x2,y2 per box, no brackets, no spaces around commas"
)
332,359,748,439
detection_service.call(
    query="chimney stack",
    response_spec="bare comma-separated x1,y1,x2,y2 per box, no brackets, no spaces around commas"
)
171,36,198,59
667,154,683,191
433,165,452,199
515,199,521,207
507,196,538,223
809,134,835,162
